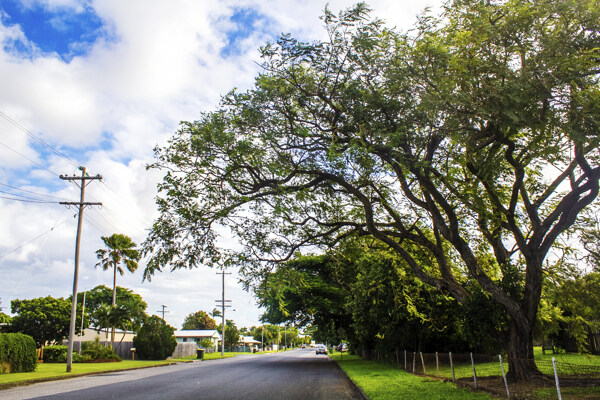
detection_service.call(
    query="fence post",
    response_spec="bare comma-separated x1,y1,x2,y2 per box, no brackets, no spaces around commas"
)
552,357,562,400
412,352,416,373
499,354,510,399
404,350,407,370
435,352,439,377
420,352,427,374
470,352,478,390
449,352,455,382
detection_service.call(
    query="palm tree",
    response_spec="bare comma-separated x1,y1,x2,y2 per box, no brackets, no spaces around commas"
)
95,233,140,348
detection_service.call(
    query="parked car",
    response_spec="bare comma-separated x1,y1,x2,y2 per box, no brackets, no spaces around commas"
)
301,344,307,349
315,344,328,355
336,343,348,352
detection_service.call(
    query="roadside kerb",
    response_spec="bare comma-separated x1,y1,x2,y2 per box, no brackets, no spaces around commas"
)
330,354,371,400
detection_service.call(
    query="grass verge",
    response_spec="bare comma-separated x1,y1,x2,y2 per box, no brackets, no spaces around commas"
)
332,353,496,400
0,360,173,388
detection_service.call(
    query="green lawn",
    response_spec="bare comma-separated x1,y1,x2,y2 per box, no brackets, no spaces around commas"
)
332,354,495,400
0,360,173,388
416,347,600,380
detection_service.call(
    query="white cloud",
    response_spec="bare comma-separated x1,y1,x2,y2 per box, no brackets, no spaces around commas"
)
0,0,442,328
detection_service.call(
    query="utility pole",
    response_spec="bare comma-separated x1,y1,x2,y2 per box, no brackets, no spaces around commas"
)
215,269,231,356
261,324,264,353
60,166,102,373
156,305,169,321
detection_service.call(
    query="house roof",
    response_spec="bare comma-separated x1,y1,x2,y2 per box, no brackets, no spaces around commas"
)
239,335,261,344
174,330,221,339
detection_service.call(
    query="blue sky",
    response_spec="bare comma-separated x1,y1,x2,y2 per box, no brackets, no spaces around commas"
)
0,0,440,328
1,0,110,61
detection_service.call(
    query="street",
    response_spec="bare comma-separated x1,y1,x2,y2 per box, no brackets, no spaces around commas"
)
1,349,365,399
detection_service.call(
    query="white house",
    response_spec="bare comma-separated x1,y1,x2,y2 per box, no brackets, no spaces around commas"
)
238,335,261,349
174,330,221,349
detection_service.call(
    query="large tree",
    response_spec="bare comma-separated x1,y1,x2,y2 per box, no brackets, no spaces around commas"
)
182,310,217,330
96,234,140,347
144,1,600,380
79,285,148,333
10,296,86,347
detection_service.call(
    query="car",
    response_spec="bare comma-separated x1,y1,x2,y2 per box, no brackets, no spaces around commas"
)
336,343,348,352
301,344,307,349
315,344,328,355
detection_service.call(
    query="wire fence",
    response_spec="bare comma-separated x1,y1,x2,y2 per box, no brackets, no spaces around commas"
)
357,349,600,399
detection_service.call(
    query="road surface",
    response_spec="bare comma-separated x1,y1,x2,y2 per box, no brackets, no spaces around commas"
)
1,349,365,399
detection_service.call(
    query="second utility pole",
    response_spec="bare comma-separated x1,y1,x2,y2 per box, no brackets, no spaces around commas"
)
60,166,102,373
215,269,231,356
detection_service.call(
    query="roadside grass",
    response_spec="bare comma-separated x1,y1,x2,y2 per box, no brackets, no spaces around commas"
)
332,354,495,400
433,347,600,380
0,360,173,387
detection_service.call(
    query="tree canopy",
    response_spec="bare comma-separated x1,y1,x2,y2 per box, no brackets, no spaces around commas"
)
78,285,148,334
182,310,217,330
10,296,86,347
144,0,600,380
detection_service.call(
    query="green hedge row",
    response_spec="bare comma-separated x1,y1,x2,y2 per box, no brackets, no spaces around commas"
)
44,340,121,363
0,333,37,373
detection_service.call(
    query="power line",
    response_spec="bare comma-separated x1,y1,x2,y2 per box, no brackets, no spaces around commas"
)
0,189,62,202
0,182,70,201
0,110,79,168
0,194,59,204
0,215,73,261
0,142,60,177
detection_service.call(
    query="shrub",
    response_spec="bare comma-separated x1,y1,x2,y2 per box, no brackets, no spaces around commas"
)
199,338,214,349
0,333,37,373
43,345,96,363
133,316,177,360
43,345,68,362
81,338,121,361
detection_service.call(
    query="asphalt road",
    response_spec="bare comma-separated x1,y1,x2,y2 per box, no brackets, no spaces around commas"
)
1,349,365,400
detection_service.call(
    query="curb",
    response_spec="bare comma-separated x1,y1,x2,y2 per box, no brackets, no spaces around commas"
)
330,355,371,400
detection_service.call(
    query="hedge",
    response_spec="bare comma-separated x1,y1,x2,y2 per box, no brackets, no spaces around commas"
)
43,341,120,363
0,333,37,373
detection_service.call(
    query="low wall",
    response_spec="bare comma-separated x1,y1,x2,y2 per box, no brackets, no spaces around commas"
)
65,340,197,359
172,342,197,358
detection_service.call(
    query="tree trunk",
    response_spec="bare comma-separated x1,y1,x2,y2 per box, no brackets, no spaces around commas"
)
506,318,542,382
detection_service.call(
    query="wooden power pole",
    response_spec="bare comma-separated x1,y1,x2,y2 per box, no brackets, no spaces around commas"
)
215,269,231,356
60,166,102,372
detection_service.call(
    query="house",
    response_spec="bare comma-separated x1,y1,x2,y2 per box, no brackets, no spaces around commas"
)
75,327,136,342
174,330,221,349
238,335,261,349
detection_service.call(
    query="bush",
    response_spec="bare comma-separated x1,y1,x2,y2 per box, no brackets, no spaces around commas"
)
133,316,177,360
43,345,68,362
43,339,121,363
81,338,121,361
0,333,37,373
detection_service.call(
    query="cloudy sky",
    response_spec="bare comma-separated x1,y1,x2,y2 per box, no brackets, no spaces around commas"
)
0,0,442,330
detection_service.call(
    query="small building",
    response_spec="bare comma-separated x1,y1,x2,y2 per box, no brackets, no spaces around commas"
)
76,327,136,342
238,335,261,350
174,330,221,349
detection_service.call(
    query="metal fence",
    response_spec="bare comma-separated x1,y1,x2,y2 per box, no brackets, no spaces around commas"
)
358,349,600,399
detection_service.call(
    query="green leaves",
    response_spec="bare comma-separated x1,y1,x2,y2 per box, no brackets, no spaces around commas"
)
143,2,600,368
